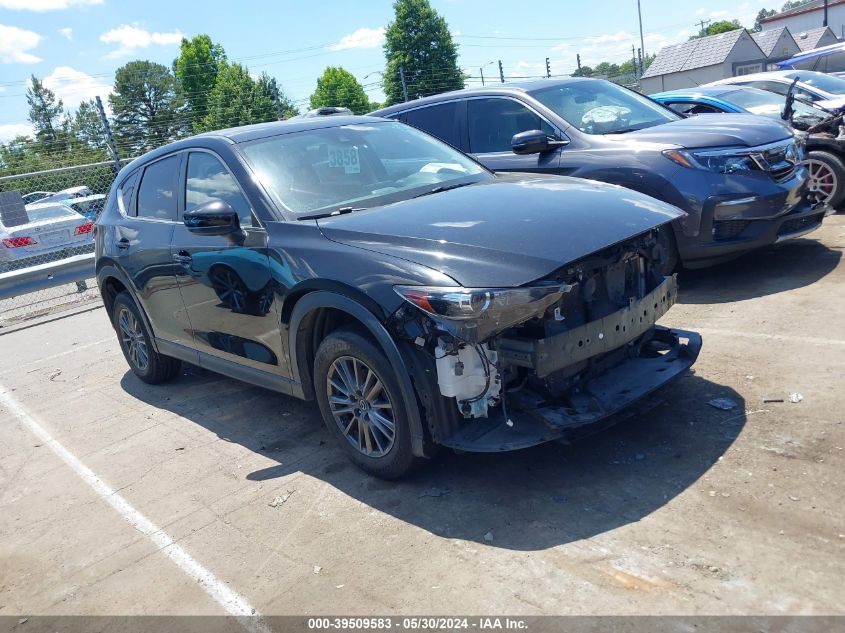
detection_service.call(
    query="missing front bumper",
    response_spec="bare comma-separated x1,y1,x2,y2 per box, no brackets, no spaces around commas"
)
440,326,702,452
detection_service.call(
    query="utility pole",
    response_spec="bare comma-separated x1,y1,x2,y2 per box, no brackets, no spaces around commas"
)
545,57,551,78
824,0,829,26
632,45,638,78
696,18,712,37
479,67,485,86
498,60,505,83
95,95,121,174
638,48,644,77
637,0,647,61
399,66,409,102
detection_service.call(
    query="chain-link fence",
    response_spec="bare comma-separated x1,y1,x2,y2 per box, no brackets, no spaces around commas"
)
0,160,133,328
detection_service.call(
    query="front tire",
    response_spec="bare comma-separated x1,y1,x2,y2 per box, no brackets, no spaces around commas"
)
805,150,845,208
112,291,181,384
313,329,422,479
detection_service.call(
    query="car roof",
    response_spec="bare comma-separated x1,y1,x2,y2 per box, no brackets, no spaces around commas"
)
370,77,602,116
707,70,798,85
651,86,741,99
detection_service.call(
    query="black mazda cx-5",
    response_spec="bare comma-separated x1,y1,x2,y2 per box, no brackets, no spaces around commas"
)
96,116,701,478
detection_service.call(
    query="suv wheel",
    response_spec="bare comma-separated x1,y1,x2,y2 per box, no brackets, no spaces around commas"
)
313,329,422,479
113,291,181,384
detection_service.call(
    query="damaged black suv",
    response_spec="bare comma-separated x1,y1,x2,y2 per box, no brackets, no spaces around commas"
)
96,116,701,478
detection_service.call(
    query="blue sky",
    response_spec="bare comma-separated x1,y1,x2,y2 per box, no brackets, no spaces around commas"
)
0,0,771,141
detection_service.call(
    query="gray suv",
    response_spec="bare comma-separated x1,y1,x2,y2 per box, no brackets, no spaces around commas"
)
372,78,828,269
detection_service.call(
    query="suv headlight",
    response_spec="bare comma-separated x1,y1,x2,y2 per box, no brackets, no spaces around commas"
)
394,285,566,321
663,148,756,174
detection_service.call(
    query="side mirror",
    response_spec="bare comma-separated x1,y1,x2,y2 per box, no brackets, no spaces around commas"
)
511,130,568,155
183,200,240,236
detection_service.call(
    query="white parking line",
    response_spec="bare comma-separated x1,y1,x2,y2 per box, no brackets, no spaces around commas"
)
0,384,270,633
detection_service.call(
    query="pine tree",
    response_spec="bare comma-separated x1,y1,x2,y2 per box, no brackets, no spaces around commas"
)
26,75,64,147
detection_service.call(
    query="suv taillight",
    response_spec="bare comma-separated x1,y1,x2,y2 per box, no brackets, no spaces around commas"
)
2,236,36,248
74,222,95,235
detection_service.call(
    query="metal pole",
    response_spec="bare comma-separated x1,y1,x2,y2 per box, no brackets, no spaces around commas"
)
95,95,121,175
824,0,829,26
399,66,409,102
637,0,646,60
498,60,505,83
480,67,485,86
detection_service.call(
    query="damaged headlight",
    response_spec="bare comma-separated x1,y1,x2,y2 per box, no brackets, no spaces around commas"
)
394,284,567,321
663,148,756,175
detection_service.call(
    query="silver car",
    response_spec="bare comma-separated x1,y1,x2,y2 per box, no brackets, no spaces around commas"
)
1,203,95,272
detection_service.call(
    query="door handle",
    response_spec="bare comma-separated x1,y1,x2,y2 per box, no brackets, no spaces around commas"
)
116,238,130,250
172,252,192,264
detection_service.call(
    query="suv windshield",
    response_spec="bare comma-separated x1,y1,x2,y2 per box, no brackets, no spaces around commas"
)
531,80,680,134
784,70,845,94
722,88,827,124
241,121,489,218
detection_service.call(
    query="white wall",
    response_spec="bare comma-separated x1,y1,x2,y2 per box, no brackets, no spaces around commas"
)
640,65,726,93
763,5,845,38
723,31,767,75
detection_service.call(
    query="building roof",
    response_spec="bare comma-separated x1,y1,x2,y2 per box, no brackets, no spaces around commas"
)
761,0,845,24
791,26,837,52
642,29,750,79
751,27,796,57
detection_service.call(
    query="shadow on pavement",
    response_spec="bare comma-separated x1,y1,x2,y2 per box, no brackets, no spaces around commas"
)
678,238,840,305
121,364,744,551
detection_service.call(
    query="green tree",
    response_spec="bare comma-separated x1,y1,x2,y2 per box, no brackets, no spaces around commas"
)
691,19,743,38
262,75,298,119
310,67,371,114
70,99,107,151
383,0,464,105
753,8,778,31
110,60,184,154
782,0,811,10
174,34,227,130
197,63,278,132
26,75,64,147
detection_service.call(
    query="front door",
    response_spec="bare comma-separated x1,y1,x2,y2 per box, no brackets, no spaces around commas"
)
171,150,285,373
466,97,563,173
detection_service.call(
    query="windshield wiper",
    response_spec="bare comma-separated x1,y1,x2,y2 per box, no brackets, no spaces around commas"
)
298,206,365,221
411,181,475,199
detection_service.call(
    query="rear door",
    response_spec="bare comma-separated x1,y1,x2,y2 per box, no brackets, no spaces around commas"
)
399,101,469,151
171,150,284,373
465,97,563,173
112,154,191,347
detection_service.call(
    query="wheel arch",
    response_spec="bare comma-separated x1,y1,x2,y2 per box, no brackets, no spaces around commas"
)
96,262,161,354
288,289,428,457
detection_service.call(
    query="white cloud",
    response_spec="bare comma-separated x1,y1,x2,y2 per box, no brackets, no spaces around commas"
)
584,30,634,45
0,24,42,64
43,66,112,107
330,27,385,51
0,0,102,10
58,27,73,40
100,24,184,59
0,122,34,142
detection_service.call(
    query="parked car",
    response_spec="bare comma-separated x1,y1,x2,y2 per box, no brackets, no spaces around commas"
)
651,86,845,206
706,70,845,111
371,78,824,270
96,116,701,477
775,41,845,74
21,191,55,205
1,202,95,272
28,185,93,206
63,193,107,222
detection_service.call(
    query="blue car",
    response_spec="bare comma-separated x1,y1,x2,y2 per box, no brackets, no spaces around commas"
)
651,86,845,207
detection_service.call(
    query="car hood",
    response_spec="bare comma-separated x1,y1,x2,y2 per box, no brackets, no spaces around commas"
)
611,113,792,149
816,96,845,110
317,174,684,288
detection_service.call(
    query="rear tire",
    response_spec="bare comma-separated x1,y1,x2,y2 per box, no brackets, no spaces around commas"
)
313,329,423,479
806,150,845,208
112,291,181,384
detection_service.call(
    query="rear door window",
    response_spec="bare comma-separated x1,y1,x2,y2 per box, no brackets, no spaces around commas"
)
400,102,463,149
136,155,180,221
467,98,555,154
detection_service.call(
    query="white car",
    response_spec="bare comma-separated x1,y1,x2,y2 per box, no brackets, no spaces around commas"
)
1,202,95,272
706,70,845,111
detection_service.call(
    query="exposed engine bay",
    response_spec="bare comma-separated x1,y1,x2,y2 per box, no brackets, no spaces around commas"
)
391,227,702,451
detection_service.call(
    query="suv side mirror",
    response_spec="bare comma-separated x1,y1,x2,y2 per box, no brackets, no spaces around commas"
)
183,200,241,236
511,130,569,155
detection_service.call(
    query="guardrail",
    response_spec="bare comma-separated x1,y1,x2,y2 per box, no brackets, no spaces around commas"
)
0,253,96,301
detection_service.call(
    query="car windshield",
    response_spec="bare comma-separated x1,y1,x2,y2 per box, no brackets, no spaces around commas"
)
531,80,680,134
26,205,79,222
721,88,827,124
784,71,845,94
240,121,489,218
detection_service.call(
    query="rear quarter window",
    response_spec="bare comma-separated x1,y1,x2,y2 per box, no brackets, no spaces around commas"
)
117,171,139,216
